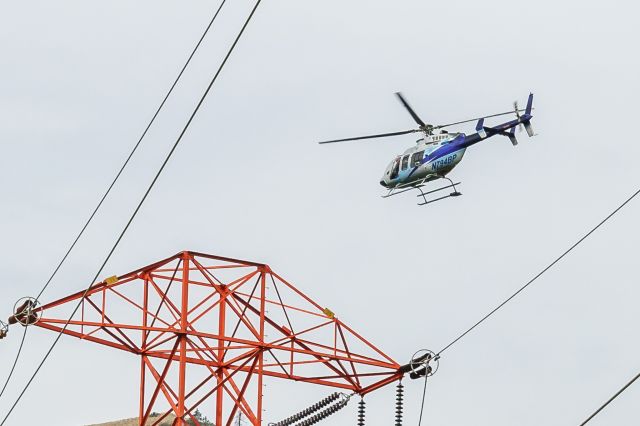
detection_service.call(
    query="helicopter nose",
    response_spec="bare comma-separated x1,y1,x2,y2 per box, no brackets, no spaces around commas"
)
379,180,387,187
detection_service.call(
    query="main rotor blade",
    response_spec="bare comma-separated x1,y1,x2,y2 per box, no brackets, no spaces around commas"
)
318,129,418,144
395,92,427,127
435,109,528,129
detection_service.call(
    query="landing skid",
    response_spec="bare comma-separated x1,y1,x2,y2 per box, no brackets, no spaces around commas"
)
416,178,462,206
382,176,462,206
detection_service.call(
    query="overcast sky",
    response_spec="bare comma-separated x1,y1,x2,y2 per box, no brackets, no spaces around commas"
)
1,0,639,425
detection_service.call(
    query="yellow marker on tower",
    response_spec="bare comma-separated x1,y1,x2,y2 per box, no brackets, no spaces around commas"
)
323,307,335,319
104,275,119,285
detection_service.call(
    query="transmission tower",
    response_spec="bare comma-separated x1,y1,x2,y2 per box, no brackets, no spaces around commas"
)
27,251,401,425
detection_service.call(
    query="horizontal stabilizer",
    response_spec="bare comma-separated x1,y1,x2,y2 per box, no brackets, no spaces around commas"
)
485,126,518,146
507,126,518,146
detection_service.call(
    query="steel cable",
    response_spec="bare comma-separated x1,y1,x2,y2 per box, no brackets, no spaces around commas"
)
34,0,228,304
417,375,429,426
0,327,27,399
579,370,640,425
0,1,263,423
438,187,640,356
0,0,227,403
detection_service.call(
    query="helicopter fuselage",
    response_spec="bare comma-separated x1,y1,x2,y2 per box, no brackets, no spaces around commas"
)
379,107,533,189
380,133,468,188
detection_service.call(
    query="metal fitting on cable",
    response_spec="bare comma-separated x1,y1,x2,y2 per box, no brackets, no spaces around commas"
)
8,297,40,327
399,349,439,380
0,320,8,340
395,381,404,426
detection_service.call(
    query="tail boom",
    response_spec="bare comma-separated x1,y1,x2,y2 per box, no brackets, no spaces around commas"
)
462,93,535,147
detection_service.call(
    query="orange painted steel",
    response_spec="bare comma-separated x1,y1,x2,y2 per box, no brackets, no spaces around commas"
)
33,251,402,426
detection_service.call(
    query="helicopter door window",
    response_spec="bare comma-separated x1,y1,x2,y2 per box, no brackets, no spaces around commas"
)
411,151,424,167
401,155,409,170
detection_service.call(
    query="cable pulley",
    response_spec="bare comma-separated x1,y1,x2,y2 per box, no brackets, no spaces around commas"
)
408,349,439,379
8,298,40,327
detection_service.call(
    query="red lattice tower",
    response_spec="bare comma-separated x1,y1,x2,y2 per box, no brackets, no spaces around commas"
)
32,251,401,425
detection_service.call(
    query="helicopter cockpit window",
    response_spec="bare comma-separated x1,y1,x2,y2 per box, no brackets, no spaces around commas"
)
401,155,409,170
390,159,400,179
411,151,424,167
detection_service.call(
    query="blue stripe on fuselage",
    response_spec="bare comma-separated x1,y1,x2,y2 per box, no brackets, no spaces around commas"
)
420,134,467,164
396,135,466,183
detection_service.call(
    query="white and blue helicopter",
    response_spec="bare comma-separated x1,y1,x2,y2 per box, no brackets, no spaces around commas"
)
319,93,535,205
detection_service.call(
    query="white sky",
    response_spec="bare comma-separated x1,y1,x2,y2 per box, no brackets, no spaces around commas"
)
1,0,639,425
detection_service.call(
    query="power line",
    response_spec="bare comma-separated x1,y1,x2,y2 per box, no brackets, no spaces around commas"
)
580,370,640,425
438,187,640,356
417,375,429,426
0,327,27,399
35,0,228,303
0,1,263,423
0,0,228,404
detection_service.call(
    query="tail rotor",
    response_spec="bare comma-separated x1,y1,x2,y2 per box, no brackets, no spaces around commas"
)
514,101,524,133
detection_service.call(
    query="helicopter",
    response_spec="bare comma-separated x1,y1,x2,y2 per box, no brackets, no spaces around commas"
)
318,92,535,205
